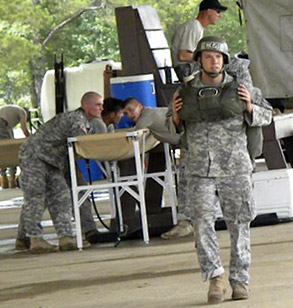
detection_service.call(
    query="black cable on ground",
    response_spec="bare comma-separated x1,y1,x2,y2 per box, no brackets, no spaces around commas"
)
85,159,110,231
85,159,126,246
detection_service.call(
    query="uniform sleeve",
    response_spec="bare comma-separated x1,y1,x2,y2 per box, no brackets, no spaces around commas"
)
89,118,107,134
245,87,273,127
246,104,272,127
68,113,88,137
165,92,186,138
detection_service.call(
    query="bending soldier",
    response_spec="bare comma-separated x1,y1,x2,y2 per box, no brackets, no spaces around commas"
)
17,92,104,253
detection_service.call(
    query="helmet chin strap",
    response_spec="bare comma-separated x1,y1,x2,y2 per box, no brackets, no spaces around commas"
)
199,62,225,78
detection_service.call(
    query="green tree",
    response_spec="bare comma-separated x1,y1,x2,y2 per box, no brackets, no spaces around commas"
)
0,0,246,108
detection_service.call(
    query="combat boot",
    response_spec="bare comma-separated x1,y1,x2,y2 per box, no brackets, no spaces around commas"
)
232,283,249,300
30,237,58,254
207,274,226,304
15,237,31,250
59,236,78,251
0,174,8,189
161,220,193,239
8,174,16,189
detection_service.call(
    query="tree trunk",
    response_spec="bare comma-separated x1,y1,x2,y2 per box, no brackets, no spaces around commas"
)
29,57,47,108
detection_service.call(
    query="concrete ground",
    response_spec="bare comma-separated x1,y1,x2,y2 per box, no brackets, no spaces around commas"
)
1,188,293,308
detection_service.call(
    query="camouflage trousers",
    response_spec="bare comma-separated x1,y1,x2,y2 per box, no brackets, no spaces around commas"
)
186,174,256,285
0,118,16,176
17,161,97,239
18,150,73,238
177,149,189,221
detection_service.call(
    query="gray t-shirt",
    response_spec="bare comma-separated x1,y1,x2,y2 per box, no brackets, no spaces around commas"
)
0,105,26,128
135,107,180,145
171,19,204,67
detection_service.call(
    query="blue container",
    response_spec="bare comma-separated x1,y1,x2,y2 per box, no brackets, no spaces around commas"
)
110,74,157,128
76,159,105,182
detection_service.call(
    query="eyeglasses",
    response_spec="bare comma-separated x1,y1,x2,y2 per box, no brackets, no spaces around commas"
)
211,9,222,14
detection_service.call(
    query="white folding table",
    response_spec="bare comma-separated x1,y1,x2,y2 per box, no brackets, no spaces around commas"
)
68,129,177,250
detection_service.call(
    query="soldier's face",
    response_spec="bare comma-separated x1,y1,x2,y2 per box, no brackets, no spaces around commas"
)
124,101,142,123
86,96,104,120
111,110,124,125
200,51,224,75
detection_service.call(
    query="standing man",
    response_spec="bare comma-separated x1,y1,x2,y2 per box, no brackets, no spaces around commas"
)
168,37,272,303
167,0,228,238
171,0,227,81
0,105,30,189
18,92,104,253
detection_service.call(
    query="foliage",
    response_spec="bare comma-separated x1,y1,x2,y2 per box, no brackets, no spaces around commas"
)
0,0,247,107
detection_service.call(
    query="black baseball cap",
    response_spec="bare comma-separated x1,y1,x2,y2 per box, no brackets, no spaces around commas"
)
199,0,228,12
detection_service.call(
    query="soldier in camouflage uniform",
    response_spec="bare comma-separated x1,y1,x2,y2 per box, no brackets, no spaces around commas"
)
167,37,272,303
16,92,104,253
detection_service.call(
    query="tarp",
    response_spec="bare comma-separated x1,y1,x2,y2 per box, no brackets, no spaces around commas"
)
0,138,25,168
73,129,160,161
239,0,293,98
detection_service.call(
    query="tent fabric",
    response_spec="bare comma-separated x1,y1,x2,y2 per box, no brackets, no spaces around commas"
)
74,129,160,161
0,138,25,168
240,0,293,98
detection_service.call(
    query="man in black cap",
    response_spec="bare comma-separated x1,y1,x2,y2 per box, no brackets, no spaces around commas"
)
171,0,228,82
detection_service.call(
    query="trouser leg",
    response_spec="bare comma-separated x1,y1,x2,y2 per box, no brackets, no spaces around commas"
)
17,204,28,239
144,148,165,214
19,156,47,237
118,158,137,219
216,175,255,286
177,149,189,221
226,221,251,286
8,167,17,176
21,189,46,237
76,168,97,233
80,198,97,234
45,166,73,238
65,164,97,234
188,177,224,281
0,168,7,176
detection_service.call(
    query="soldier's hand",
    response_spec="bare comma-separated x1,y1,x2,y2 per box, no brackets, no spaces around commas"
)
238,84,253,114
172,93,183,127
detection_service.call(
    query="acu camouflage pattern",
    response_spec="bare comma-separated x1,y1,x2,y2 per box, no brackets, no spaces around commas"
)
17,160,97,239
18,108,99,238
166,68,272,285
186,165,252,284
0,118,16,176
177,72,272,177
187,175,254,283
176,148,189,221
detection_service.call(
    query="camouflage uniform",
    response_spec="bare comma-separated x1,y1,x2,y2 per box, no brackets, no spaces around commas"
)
18,108,98,238
168,72,272,286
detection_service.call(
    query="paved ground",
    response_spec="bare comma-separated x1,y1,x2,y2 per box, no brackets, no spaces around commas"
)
1,188,293,308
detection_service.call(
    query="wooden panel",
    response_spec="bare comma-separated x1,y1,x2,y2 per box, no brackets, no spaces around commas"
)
115,7,142,75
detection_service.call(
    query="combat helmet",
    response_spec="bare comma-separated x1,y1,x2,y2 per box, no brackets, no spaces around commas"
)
194,36,230,64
